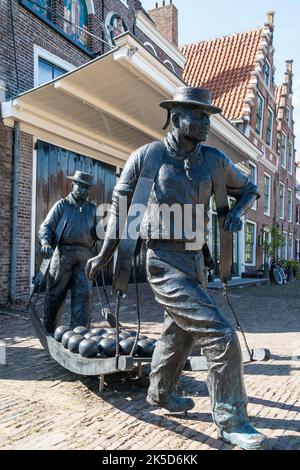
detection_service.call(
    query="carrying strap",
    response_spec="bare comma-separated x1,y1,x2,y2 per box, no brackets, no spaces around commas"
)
202,147,233,283
113,141,165,294
222,280,254,361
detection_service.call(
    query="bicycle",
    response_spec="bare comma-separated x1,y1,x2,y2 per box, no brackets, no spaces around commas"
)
270,259,287,285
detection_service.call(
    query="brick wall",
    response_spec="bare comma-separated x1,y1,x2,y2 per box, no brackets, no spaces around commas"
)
275,61,297,260
103,0,181,75
0,0,183,303
0,122,13,306
148,1,178,47
15,132,34,300
0,127,33,304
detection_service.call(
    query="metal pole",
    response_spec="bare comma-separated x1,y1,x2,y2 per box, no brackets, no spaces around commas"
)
9,120,20,303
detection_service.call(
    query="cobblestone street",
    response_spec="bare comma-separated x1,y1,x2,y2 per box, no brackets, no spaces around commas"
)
0,281,299,450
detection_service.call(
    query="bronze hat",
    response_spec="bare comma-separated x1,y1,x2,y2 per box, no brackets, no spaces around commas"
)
160,86,222,114
67,171,94,186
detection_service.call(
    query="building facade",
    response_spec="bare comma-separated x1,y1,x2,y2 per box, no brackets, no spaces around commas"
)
0,0,185,304
0,0,261,305
181,11,299,275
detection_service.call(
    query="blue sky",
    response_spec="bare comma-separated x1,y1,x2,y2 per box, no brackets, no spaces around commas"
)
142,1,300,155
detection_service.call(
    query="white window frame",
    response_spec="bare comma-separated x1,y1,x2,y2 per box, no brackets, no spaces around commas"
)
248,162,257,211
279,183,285,220
281,132,287,169
282,231,288,259
288,141,293,175
266,106,274,147
144,42,158,57
263,173,271,216
288,233,294,259
34,45,75,87
296,239,300,262
296,205,300,225
244,220,257,266
255,92,264,136
263,228,271,266
288,189,293,223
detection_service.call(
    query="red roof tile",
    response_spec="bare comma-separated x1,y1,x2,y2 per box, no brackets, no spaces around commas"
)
181,28,265,120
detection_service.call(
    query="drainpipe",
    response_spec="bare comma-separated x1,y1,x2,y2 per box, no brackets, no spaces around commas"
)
9,120,20,303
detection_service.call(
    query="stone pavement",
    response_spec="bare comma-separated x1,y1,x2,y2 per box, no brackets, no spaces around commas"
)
0,281,299,450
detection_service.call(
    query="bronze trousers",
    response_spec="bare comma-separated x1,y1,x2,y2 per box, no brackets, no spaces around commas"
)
146,247,248,431
42,245,93,333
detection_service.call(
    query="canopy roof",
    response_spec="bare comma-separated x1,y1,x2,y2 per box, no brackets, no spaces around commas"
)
2,32,260,167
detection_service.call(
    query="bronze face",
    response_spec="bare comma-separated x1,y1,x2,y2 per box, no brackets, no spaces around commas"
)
172,104,211,143
72,181,91,202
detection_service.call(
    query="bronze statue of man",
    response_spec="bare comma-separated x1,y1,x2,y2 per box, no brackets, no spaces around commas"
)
39,171,97,333
85,87,266,450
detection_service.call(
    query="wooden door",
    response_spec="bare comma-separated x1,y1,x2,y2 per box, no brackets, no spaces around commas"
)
35,140,116,283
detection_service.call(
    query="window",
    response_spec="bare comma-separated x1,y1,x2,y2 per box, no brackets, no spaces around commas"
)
288,189,293,223
288,234,293,259
282,232,288,259
22,0,51,19
296,205,300,224
64,0,89,47
281,132,287,168
264,174,271,216
266,108,274,147
286,107,290,126
264,60,271,87
248,163,257,210
288,142,293,174
38,58,66,86
280,183,285,219
263,230,271,266
255,93,264,135
245,221,256,265
296,239,300,262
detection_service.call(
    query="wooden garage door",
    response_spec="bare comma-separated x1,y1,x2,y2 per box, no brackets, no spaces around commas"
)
35,140,116,283
35,140,147,285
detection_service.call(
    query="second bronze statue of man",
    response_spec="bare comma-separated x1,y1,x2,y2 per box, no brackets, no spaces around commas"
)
86,86,266,450
39,171,97,333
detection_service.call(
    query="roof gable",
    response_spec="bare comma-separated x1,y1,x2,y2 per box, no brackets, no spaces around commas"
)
181,28,265,120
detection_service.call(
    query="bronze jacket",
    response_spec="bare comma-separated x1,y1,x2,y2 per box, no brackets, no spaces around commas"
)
105,140,259,286
39,193,97,248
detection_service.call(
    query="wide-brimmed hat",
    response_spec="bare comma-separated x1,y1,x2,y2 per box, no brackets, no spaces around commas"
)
67,171,94,186
160,86,222,114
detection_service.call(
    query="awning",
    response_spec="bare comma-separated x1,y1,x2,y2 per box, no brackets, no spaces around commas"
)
1,32,260,167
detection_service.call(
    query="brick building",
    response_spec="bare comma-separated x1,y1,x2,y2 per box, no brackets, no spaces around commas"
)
181,11,299,274
0,0,261,305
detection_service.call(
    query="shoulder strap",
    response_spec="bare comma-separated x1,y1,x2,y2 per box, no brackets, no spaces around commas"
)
113,141,165,294
202,147,233,283
54,200,70,246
